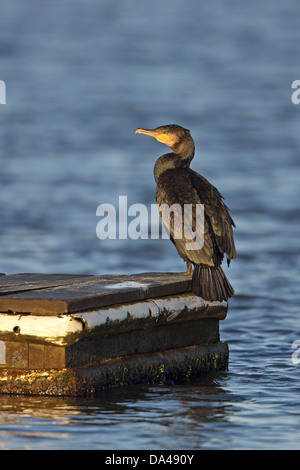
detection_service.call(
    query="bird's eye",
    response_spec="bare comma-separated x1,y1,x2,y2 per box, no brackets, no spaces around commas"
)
163,130,167,134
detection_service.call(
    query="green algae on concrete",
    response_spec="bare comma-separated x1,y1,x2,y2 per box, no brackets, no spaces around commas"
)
0,342,228,396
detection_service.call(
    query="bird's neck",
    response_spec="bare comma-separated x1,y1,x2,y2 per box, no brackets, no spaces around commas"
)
172,138,195,162
154,142,195,183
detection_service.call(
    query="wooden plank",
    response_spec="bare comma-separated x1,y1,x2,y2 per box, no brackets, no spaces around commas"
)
28,343,65,369
0,273,95,295
65,318,219,367
0,294,226,349
0,273,193,315
4,341,28,369
0,311,83,345
0,341,66,369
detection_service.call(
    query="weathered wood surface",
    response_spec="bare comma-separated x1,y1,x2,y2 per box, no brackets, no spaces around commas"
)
66,317,220,367
0,341,65,370
0,317,220,369
0,272,230,396
0,274,94,295
0,272,194,315
0,293,226,345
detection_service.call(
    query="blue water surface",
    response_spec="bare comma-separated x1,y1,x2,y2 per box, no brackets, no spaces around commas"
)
0,0,300,450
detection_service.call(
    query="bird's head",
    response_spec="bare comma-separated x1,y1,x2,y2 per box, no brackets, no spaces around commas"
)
135,124,193,153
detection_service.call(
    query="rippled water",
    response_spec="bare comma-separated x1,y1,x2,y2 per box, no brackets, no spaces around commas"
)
0,0,300,450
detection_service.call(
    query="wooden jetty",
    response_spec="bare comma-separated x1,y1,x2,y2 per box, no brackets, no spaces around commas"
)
0,272,229,396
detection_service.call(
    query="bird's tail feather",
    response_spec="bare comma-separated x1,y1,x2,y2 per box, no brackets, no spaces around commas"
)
192,264,234,302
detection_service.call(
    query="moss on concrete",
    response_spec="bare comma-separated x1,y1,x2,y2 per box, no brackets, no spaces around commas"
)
0,342,228,396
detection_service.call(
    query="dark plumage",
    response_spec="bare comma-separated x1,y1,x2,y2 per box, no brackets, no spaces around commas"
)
135,124,236,302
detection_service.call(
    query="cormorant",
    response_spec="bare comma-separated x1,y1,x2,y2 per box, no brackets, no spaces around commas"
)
135,124,236,302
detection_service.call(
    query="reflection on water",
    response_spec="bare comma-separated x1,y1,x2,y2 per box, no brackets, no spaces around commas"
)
0,0,300,450
0,375,240,450
1,366,299,450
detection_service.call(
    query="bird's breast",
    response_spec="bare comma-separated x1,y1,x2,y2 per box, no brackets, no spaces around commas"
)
156,169,200,207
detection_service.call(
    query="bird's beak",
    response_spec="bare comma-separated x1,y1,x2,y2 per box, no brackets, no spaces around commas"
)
135,127,169,143
135,128,156,137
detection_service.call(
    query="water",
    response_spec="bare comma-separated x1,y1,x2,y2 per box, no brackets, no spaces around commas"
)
0,0,300,450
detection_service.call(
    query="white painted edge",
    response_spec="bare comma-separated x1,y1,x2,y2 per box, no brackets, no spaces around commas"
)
151,295,226,322
0,295,227,345
73,295,226,329
0,314,83,346
73,300,160,329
